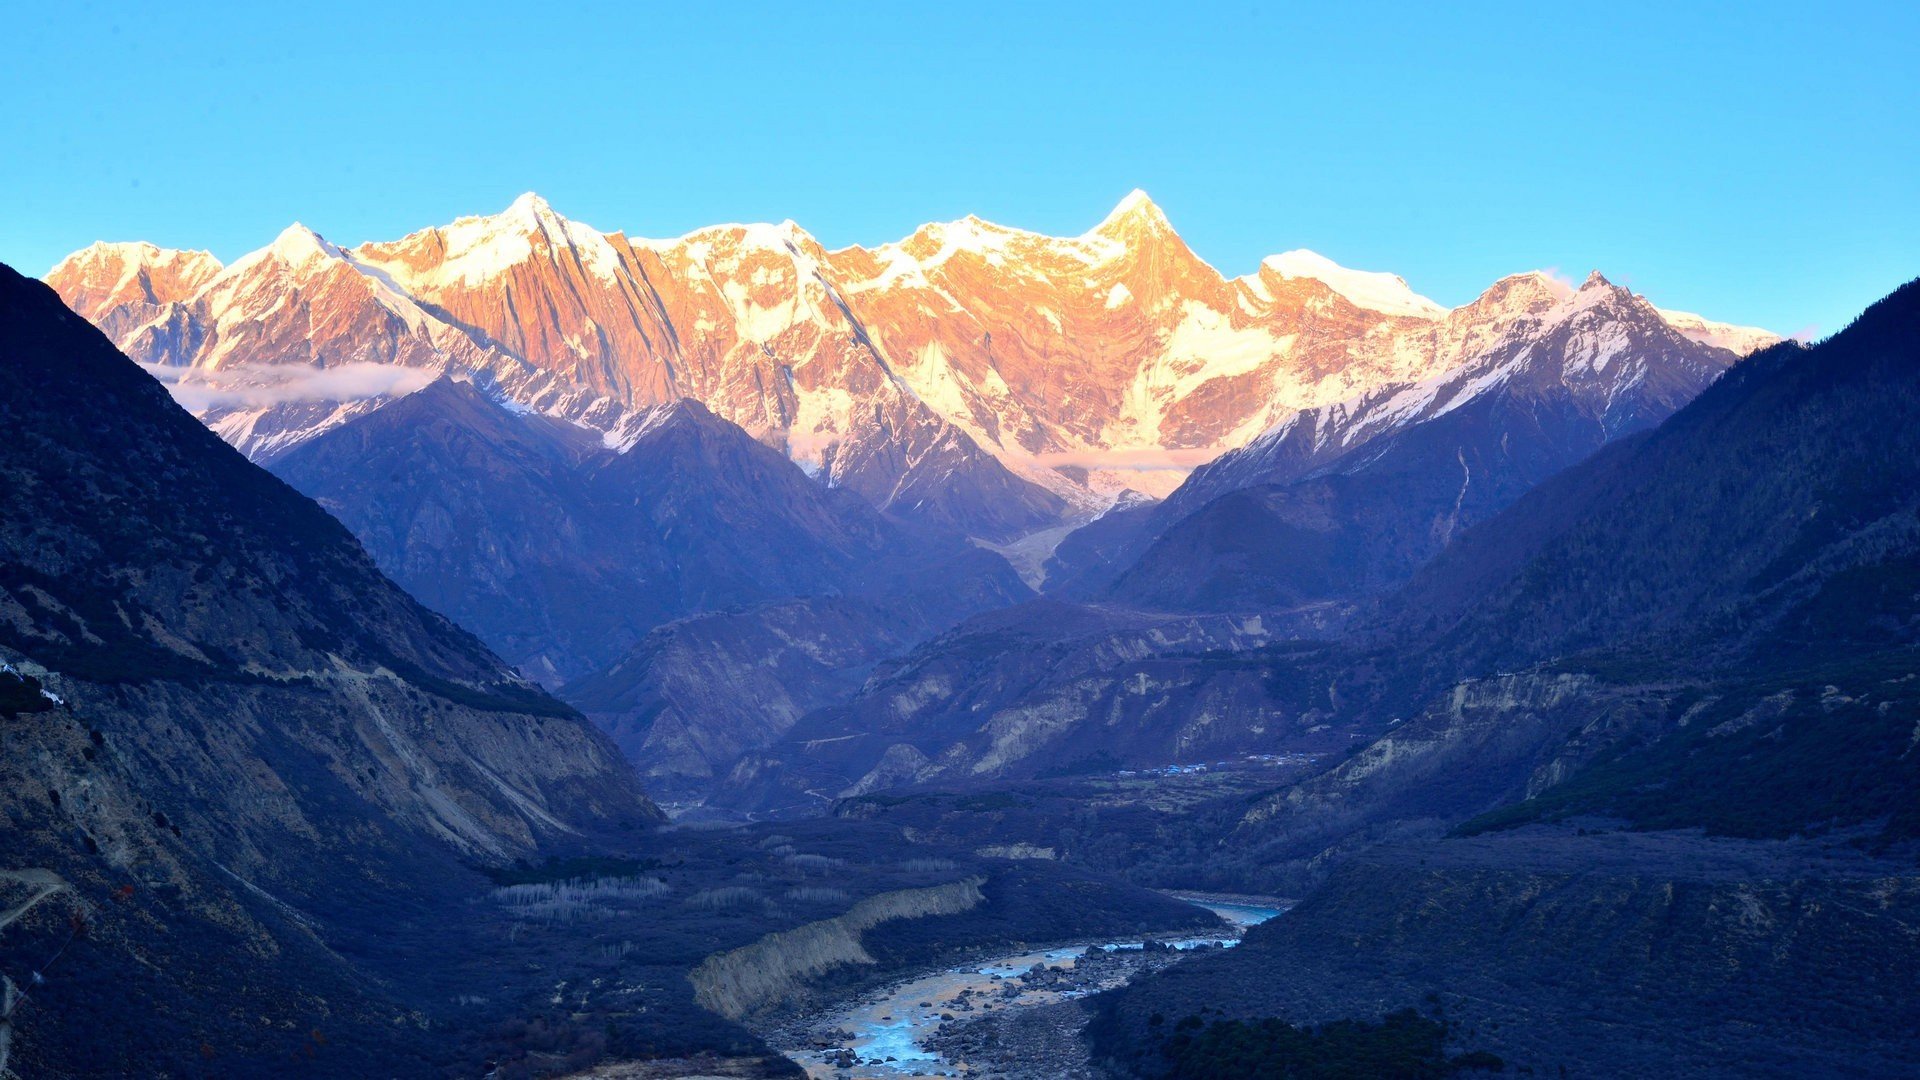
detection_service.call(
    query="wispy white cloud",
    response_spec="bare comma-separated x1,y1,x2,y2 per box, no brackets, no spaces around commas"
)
140,361,436,411
1027,447,1221,471
1536,266,1579,297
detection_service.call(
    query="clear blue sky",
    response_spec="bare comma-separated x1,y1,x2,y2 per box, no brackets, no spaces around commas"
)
7,1,1915,335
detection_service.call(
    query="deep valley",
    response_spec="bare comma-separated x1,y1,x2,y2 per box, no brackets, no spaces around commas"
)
6,148,1917,1079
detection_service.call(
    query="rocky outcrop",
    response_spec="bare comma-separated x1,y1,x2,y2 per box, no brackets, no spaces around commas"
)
42,241,221,348
690,877,986,1018
973,844,1058,861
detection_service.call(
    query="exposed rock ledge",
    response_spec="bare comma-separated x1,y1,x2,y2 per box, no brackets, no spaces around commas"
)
691,877,986,1019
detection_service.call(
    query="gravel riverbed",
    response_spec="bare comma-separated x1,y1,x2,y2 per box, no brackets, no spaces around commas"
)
767,896,1285,1079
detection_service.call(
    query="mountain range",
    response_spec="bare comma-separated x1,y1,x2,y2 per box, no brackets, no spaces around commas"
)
48,192,1774,542
1051,269,1743,605
657,272,1760,806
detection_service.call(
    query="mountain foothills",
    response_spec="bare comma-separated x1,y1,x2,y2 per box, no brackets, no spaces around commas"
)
269,377,1027,686
0,264,1229,1078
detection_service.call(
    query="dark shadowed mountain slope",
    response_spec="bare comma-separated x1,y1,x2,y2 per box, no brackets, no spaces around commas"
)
563,562,1036,800
1098,274,1739,611
1225,279,1920,875
0,264,659,1075
585,395,931,620
270,377,614,681
1385,276,1920,677
272,378,1030,684
0,267,653,835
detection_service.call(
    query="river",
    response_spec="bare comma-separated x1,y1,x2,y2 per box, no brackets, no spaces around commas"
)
773,894,1286,1078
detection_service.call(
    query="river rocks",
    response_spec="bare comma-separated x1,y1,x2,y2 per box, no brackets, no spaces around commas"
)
793,935,1238,1074
925,1001,1102,1080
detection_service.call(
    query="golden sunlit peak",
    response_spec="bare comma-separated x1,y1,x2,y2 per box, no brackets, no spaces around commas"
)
1091,188,1172,236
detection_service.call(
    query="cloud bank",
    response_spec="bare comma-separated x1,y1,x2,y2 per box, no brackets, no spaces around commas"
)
141,361,438,411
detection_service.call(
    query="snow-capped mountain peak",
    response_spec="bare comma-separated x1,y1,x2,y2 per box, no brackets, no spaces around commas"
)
48,192,1780,538
44,241,223,322
1260,249,1447,319
1089,188,1174,241
1541,272,1677,342
504,190,558,220
1654,307,1780,355
356,192,625,290
262,222,346,267
1458,272,1574,322
54,239,212,277
1153,266,1747,536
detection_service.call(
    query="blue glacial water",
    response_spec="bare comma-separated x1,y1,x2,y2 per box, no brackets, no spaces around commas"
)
781,895,1286,1077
